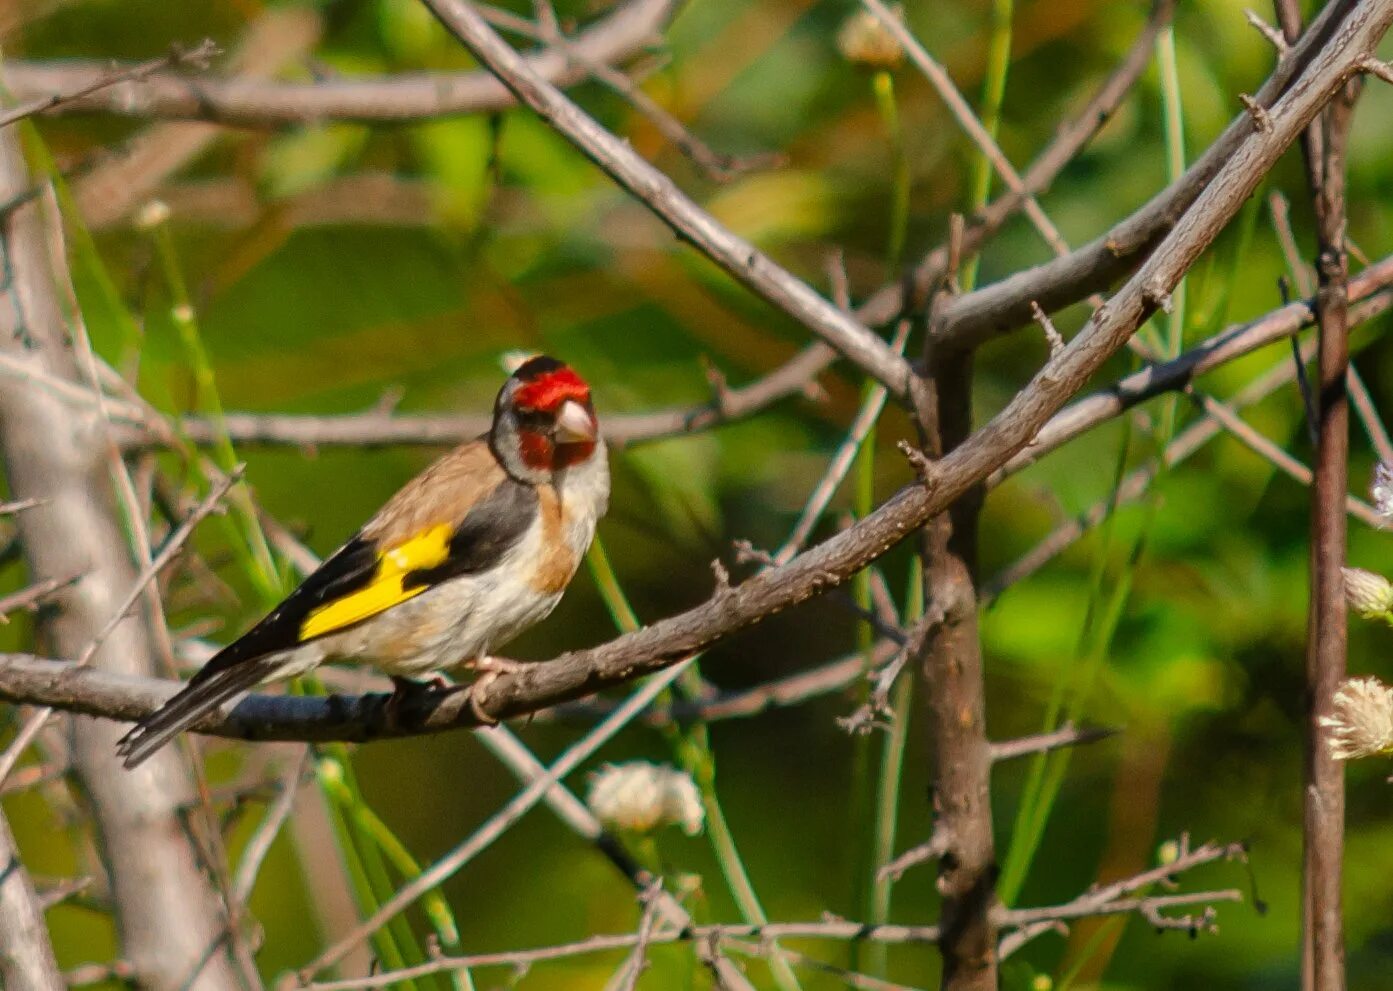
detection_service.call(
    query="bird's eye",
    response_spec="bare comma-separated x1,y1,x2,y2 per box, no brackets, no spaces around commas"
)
514,408,553,431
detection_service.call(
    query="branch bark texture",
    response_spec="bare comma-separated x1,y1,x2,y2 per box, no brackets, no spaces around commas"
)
1287,19,1360,989
913,343,997,989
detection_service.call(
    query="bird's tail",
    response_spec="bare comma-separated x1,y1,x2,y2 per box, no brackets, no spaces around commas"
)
116,661,271,769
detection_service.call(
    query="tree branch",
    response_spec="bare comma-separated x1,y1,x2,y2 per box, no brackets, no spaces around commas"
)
925,0,1359,353
1,0,677,126
0,0,1386,749
418,0,913,395
855,0,1176,330
1279,0,1361,979
0,810,64,991
0,109,239,991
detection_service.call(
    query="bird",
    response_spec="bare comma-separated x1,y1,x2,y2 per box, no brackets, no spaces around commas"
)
117,355,609,769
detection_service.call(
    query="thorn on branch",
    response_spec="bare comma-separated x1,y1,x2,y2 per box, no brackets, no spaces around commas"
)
1244,10,1289,55
1238,93,1273,133
710,558,734,598
1029,301,1066,359
699,355,735,417
896,440,935,485
731,539,775,568
171,38,222,72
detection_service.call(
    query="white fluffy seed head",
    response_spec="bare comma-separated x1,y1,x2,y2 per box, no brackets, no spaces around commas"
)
133,199,171,231
1320,676,1393,761
836,7,905,69
587,762,704,836
1342,567,1393,620
1373,462,1393,524
499,350,538,375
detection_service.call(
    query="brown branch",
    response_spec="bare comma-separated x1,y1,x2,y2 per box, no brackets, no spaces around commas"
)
998,890,1243,959
418,0,913,395
0,0,1385,750
5,263,1392,747
920,0,1358,353
0,574,79,621
120,341,834,451
982,279,1393,602
987,724,1118,763
0,0,1381,752
0,41,219,130
992,253,1393,483
983,338,1311,603
1,0,677,126
998,837,1246,931
856,0,1177,330
1278,0,1362,979
304,919,944,991
298,854,1243,991
911,315,995,990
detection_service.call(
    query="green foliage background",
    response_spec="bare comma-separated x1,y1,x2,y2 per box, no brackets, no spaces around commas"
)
4,0,1393,987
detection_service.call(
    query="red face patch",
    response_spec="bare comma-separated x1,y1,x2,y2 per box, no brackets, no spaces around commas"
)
515,428,596,471
512,367,591,414
516,429,554,471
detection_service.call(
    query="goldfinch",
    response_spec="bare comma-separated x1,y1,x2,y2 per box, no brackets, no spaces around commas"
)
117,355,609,769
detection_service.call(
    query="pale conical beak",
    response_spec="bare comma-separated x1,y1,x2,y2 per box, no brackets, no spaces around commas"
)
554,399,597,444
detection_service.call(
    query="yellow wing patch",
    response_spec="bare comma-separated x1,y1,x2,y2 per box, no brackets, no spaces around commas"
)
299,524,453,641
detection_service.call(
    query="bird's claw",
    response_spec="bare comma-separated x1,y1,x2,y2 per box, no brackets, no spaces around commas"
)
465,656,527,726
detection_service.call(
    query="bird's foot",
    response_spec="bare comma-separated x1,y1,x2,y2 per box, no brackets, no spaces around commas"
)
384,675,452,729
464,656,527,726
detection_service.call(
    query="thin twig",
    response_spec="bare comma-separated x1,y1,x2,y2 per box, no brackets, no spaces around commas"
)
0,575,78,623
0,0,678,125
418,0,912,395
0,41,219,130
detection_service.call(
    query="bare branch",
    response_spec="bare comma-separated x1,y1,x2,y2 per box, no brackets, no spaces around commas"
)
0,94,240,991
994,253,1393,482
0,574,79,622
0,40,218,130
1246,9,1291,54
926,0,1360,352
0,810,64,991
121,342,838,451
418,0,913,395
7,267,1393,747
1,0,677,125
69,9,322,229
858,0,1178,329
988,724,1118,763
859,0,1069,259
